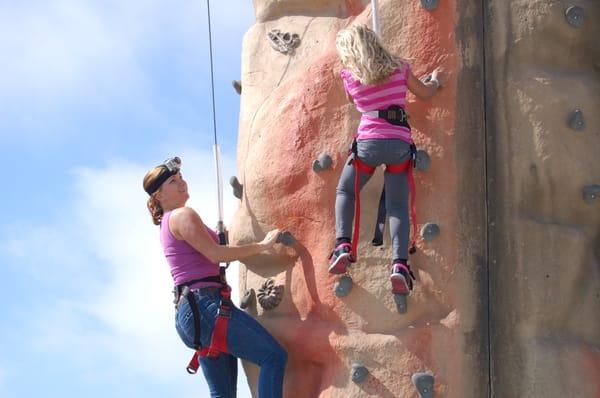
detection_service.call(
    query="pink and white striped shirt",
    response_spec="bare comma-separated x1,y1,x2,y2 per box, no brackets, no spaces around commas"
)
341,63,412,143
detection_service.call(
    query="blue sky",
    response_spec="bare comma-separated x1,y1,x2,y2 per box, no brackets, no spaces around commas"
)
0,1,255,397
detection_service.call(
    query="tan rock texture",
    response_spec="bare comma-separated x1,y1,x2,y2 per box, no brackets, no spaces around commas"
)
229,0,599,397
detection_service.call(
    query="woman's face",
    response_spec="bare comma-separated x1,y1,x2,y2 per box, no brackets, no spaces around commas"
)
156,171,189,209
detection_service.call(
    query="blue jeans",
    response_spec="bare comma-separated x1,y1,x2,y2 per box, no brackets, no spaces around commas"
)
175,290,287,398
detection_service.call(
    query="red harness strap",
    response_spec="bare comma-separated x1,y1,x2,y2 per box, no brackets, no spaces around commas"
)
350,155,417,261
186,286,232,374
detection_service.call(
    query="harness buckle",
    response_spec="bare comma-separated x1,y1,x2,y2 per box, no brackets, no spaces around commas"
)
217,304,232,319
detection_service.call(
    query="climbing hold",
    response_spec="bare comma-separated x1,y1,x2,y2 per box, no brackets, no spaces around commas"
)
229,176,243,199
420,222,440,242
415,150,431,171
420,0,438,11
275,231,295,246
565,5,584,28
267,29,301,55
351,363,369,384
312,153,333,172
394,294,408,314
257,279,284,310
582,185,600,204
240,288,255,309
412,372,435,398
232,80,242,95
334,275,353,297
567,109,585,131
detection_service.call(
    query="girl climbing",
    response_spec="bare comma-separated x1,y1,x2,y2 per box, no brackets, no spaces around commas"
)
143,157,287,398
328,24,445,296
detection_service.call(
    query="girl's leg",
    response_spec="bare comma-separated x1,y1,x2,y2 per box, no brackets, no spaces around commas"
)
383,169,410,261
199,354,238,398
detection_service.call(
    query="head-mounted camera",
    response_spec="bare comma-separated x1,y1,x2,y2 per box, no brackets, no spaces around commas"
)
145,156,182,195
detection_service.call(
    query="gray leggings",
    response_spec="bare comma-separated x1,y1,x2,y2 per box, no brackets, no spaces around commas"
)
335,139,412,260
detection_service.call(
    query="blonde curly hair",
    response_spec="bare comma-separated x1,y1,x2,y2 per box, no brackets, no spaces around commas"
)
336,24,403,85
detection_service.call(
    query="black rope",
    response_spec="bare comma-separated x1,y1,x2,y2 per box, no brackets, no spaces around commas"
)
206,0,218,147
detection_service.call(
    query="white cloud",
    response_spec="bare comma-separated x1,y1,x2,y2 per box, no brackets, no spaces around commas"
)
1,149,254,395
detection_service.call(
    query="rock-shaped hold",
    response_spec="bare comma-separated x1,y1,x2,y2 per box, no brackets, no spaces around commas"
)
421,222,440,242
267,29,301,55
412,372,435,398
582,185,600,204
232,80,242,95
229,176,243,199
334,275,353,297
275,231,295,246
421,0,438,11
257,279,284,310
567,109,585,131
565,5,584,28
394,293,408,314
240,288,255,309
312,153,332,172
351,363,369,384
415,150,431,171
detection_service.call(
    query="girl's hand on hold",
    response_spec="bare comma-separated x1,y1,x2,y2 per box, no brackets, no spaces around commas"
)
431,67,446,87
260,229,281,249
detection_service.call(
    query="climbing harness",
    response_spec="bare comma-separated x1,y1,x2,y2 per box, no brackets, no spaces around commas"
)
347,132,418,262
363,105,410,128
173,266,233,374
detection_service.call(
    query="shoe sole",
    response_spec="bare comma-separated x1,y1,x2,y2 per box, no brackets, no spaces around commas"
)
328,253,351,274
390,273,409,294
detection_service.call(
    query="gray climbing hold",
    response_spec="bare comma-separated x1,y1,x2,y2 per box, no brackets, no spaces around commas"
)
257,279,284,310
582,185,600,204
312,153,333,172
420,223,440,242
334,275,353,297
240,288,255,309
229,176,243,199
394,294,408,314
415,150,431,171
565,5,584,28
412,372,435,398
275,231,295,246
567,109,585,131
232,80,242,95
420,0,438,11
351,363,369,384
267,29,301,55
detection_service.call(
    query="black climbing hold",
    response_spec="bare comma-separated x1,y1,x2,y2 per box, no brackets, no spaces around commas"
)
409,245,417,255
565,6,584,28
267,29,301,55
420,0,438,11
232,80,242,95
229,176,243,199
415,150,430,171
420,223,440,242
334,275,353,297
582,185,600,204
275,231,295,246
312,153,332,172
567,109,585,131
412,372,435,398
394,294,408,314
351,363,369,383
240,288,255,309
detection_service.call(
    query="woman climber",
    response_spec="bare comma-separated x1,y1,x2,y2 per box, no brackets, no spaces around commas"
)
328,24,446,296
143,157,287,398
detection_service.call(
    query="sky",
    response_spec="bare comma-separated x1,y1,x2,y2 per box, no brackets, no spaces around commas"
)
0,1,256,397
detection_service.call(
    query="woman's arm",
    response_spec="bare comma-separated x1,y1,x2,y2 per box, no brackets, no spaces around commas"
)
407,67,445,100
170,207,279,263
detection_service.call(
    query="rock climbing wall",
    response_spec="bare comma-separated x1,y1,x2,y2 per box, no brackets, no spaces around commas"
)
228,0,599,397
485,1,600,397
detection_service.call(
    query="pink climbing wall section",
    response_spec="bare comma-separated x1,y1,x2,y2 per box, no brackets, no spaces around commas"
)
228,0,599,397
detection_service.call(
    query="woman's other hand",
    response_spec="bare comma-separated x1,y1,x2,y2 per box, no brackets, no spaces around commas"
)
260,229,281,249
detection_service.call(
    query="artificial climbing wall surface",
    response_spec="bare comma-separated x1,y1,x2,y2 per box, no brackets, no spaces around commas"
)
230,0,599,397
485,1,600,397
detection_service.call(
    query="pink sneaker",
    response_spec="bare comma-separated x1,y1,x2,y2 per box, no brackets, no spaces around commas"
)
390,262,415,294
328,243,353,274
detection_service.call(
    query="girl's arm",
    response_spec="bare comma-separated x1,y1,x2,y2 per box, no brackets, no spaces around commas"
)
407,67,445,100
170,207,279,263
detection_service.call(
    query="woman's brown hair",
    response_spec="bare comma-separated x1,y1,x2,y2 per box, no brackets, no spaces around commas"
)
143,167,166,225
